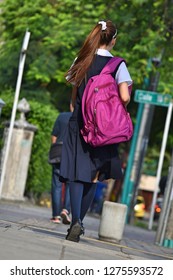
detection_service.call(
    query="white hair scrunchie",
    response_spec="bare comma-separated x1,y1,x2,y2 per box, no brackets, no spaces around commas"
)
98,21,107,31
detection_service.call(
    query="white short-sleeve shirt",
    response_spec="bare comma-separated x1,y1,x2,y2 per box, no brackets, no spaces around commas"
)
96,49,132,86
67,49,132,86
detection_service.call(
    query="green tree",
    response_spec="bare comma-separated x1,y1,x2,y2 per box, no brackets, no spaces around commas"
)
0,0,173,106
0,0,109,110
0,0,173,98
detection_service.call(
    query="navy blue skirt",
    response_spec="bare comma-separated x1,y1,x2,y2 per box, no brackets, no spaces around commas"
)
59,104,123,183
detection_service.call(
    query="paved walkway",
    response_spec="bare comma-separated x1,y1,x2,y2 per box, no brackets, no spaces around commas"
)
0,199,172,260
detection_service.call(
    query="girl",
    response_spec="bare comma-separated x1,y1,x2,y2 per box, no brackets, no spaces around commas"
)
60,20,132,242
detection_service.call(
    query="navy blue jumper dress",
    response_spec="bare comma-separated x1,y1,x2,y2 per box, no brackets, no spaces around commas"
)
59,55,123,183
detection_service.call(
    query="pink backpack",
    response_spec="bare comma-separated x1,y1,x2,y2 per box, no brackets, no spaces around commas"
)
80,57,133,147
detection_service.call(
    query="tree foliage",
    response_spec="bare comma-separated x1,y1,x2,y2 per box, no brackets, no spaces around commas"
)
0,0,173,99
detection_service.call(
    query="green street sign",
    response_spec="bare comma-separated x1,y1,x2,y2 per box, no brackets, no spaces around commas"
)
134,90,172,107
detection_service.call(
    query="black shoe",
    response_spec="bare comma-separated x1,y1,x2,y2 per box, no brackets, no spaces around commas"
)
66,220,84,242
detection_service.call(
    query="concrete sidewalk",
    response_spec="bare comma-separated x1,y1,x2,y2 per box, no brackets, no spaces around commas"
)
0,200,172,260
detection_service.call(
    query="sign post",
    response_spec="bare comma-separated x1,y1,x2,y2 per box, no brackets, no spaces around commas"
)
122,90,173,229
135,90,172,107
133,89,172,230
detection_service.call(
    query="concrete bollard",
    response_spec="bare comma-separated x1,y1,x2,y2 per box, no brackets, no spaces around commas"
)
98,201,127,243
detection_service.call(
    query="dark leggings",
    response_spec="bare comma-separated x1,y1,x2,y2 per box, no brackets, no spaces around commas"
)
69,182,97,224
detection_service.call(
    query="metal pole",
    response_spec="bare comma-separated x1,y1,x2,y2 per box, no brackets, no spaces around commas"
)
155,150,173,245
127,103,154,223
0,31,31,197
127,70,160,222
127,56,162,221
148,102,173,230
121,57,159,210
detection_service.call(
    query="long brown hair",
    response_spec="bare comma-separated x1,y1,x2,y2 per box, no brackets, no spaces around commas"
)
65,20,117,86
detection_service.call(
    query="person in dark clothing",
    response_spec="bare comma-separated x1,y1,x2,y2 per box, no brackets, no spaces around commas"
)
50,110,72,224
59,20,132,242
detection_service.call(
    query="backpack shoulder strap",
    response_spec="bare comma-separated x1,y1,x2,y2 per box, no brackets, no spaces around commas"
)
101,57,125,75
